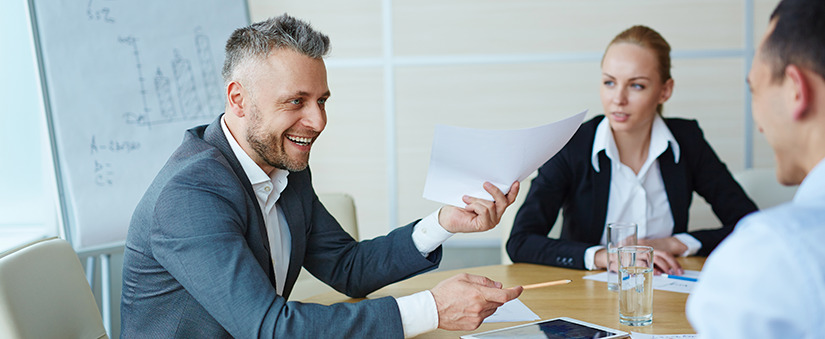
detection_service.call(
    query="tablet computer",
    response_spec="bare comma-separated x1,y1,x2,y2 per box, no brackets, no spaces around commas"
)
460,317,629,339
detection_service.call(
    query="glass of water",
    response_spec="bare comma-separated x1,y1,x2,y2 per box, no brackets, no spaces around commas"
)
606,222,637,291
618,245,654,326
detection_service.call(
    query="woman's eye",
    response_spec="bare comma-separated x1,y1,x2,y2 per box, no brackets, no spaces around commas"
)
631,83,645,90
603,80,615,87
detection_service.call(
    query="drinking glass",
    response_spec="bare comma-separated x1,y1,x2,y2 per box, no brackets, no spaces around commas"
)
618,245,654,326
606,222,637,291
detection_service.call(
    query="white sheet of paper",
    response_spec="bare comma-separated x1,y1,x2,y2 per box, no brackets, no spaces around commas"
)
483,298,540,323
583,270,701,294
423,111,587,207
631,332,698,339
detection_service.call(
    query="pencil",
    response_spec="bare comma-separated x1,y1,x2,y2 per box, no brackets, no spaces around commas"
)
521,279,572,290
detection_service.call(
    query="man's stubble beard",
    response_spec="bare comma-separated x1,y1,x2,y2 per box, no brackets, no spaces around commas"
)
246,104,310,172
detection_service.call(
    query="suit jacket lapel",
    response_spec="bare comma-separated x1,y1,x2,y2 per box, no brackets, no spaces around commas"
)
593,151,611,240
659,147,689,233
277,178,307,299
202,115,274,281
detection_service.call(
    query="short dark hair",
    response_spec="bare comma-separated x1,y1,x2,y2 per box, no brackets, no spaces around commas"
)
221,13,330,84
763,0,825,83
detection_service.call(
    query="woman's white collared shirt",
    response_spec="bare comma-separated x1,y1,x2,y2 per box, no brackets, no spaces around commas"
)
583,115,700,270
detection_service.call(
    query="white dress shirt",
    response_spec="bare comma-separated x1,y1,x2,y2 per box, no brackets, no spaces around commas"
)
222,117,292,294
220,116,452,337
687,158,825,338
583,116,700,270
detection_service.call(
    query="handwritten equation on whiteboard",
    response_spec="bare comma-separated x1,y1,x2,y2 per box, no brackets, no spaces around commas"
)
86,0,115,24
89,136,141,186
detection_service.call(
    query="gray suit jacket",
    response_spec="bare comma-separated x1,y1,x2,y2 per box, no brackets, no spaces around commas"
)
121,115,442,338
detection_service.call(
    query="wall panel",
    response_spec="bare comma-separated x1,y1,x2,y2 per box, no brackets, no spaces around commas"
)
248,0,383,58
248,0,783,251
308,68,389,239
669,58,746,170
395,62,600,232
394,0,744,56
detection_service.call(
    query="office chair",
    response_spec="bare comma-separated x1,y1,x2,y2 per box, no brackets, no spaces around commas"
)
291,193,359,300
0,237,108,339
317,193,359,240
733,167,798,210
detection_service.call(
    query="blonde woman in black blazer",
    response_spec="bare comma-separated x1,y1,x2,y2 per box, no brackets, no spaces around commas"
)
507,26,757,273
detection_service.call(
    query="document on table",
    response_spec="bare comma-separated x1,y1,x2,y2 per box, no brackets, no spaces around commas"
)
423,111,587,207
582,270,701,294
631,332,697,339
483,298,540,323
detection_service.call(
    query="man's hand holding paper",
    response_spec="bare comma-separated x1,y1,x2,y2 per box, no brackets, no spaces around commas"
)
438,181,520,233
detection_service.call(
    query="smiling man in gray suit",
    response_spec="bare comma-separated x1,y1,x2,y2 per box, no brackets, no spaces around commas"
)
120,14,522,338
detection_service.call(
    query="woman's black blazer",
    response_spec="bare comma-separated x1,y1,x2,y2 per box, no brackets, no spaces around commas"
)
507,115,758,270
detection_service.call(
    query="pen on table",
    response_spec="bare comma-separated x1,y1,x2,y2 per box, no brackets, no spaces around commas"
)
520,279,572,290
661,274,698,282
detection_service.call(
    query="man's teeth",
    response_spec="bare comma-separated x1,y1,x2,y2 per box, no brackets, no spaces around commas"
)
287,135,312,146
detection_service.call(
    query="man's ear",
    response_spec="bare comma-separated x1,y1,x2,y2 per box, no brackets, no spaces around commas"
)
785,65,811,121
226,81,247,117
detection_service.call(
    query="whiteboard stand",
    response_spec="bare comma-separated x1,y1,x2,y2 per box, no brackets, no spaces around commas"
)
85,256,95,286
100,253,111,337
80,244,124,338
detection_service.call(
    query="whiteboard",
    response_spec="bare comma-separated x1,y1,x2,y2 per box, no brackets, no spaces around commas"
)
28,0,249,252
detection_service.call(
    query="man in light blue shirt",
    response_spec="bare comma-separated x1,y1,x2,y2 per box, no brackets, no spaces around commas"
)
686,0,825,337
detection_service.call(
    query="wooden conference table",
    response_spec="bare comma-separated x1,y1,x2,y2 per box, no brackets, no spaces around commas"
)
302,257,704,338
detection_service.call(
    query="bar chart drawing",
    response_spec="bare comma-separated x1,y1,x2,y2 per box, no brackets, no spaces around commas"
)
121,29,222,128
195,27,224,114
154,68,176,119
171,49,203,120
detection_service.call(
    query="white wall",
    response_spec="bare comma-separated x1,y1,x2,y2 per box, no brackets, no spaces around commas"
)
2,0,783,250
249,0,782,247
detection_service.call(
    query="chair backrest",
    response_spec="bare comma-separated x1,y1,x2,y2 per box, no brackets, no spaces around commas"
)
0,238,108,339
318,193,359,240
291,193,360,301
733,167,798,210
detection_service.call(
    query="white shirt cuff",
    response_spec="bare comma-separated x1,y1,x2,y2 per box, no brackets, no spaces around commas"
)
673,233,701,256
412,208,454,257
584,245,605,270
395,290,439,338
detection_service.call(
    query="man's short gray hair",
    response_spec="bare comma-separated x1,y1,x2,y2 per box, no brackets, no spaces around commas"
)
222,13,330,84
